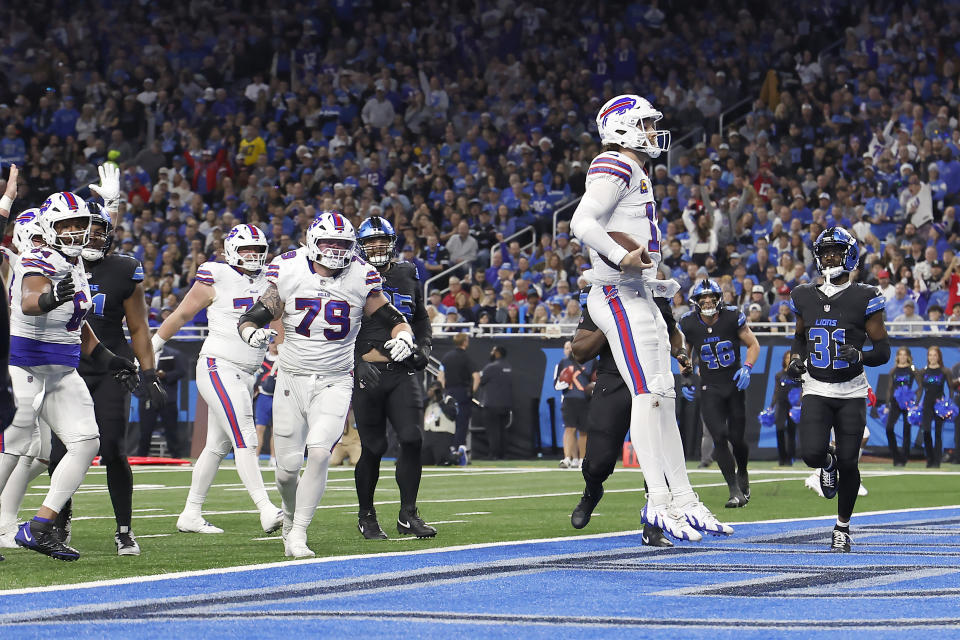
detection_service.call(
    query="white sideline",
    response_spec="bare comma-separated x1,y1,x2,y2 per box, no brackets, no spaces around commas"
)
1,503,957,597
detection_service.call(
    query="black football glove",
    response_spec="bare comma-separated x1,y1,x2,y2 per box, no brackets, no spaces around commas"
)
355,360,381,389
837,344,862,364
786,357,807,379
406,345,430,371
675,351,693,375
37,277,76,313
91,344,138,391
140,369,167,410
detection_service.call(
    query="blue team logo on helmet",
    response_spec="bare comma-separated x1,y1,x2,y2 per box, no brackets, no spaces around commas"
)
356,216,397,267
814,227,859,276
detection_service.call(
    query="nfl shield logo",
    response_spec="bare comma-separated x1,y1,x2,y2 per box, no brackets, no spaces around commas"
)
824,305,831,312
284,390,290,396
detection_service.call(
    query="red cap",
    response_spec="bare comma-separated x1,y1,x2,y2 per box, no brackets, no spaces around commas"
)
777,284,790,295
878,269,890,278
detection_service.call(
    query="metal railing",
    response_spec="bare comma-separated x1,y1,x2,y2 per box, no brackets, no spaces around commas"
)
552,196,582,246
422,259,474,300
158,319,960,342
718,96,753,139
489,225,537,267
666,126,705,171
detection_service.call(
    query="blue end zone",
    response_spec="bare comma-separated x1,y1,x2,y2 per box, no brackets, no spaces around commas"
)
3,506,960,639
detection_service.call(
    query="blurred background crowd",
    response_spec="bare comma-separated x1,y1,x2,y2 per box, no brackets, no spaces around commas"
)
0,1,958,332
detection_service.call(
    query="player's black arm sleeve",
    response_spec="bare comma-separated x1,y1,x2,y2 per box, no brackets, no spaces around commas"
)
791,315,807,360
861,338,890,367
411,285,433,350
238,301,274,329
371,302,406,329
653,296,679,341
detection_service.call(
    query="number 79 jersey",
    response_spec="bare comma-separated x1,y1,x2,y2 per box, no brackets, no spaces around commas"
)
267,248,383,375
679,306,744,388
9,246,92,369
789,282,885,389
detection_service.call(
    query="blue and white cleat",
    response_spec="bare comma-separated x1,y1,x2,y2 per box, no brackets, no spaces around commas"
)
679,498,734,536
641,503,703,542
15,520,80,561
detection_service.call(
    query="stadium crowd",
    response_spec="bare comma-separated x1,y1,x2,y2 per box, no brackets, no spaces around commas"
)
0,1,957,333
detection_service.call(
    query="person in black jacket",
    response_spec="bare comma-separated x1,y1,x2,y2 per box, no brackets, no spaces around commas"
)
919,345,954,468
138,342,186,458
475,345,514,460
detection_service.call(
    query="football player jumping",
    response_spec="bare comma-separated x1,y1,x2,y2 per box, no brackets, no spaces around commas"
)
152,224,284,536
570,95,731,540
238,212,417,558
787,227,890,552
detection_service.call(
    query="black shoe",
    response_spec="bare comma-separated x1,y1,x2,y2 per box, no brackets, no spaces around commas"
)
397,507,437,538
358,509,388,540
697,460,712,469
820,447,839,500
15,521,80,561
571,485,604,530
737,470,750,501
724,493,748,508
115,527,141,556
830,526,851,552
641,523,674,547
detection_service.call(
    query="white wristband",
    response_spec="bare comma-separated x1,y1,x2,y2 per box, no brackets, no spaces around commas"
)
0,195,13,212
151,333,167,353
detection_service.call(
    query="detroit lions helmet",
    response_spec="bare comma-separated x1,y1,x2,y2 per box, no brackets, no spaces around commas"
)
38,191,91,258
813,227,858,283
81,202,115,262
306,211,356,269
596,94,671,158
12,208,44,254
691,279,723,317
357,216,397,267
224,224,269,272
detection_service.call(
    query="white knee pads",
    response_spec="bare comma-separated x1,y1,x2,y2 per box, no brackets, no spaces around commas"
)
276,451,304,476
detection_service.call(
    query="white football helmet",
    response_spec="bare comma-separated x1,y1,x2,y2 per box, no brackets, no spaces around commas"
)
12,208,44,254
224,224,269,272
306,211,356,269
38,192,91,257
596,94,671,158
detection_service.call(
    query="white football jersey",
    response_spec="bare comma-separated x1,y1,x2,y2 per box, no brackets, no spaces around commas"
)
583,150,661,285
196,261,271,372
267,248,383,375
9,246,92,368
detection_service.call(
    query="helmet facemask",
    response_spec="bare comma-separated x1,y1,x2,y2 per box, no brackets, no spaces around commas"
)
816,242,848,284
315,237,355,269
232,245,268,271
695,292,720,317
51,216,91,258
359,234,394,267
81,222,111,262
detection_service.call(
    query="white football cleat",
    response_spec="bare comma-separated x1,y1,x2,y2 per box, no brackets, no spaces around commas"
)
804,472,825,497
283,529,315,558
858,483,868,496
678,499,734,536
176,512,224,534
641,502,703,542
260,508,284,534
0,521,18,548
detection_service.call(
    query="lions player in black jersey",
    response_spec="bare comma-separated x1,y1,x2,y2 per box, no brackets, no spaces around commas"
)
352,216,435,539
48,194,166,555
786,228,890,552
679,280,760,508
569,286,695,547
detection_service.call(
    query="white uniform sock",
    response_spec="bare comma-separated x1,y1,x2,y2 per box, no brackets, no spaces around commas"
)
291,448,331,533
42,438,98,513
275,467,300,524
0,457,47,524
233,447,273,511
184,448,226,513
656,395,696,505
0,453,22,497
629,394,670,505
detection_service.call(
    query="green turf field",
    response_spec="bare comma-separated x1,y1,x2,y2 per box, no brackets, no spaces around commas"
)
1,460,958,590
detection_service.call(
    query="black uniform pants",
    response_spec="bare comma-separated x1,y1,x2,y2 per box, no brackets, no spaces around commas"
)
700,384,749,494
920,397,944,466
581,376,631,492
445,386,473,448
50,372,134,528
481,407,511,460
353,366,424,511
775,402,797,464
885,403,911,464
799,394,866,522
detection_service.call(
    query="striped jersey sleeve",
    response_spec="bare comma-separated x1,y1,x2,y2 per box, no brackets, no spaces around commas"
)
865,293,885,317
265,257,282,286
195,262,215,285
19,256,58,278
365,267,383,294
586,152,633,188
